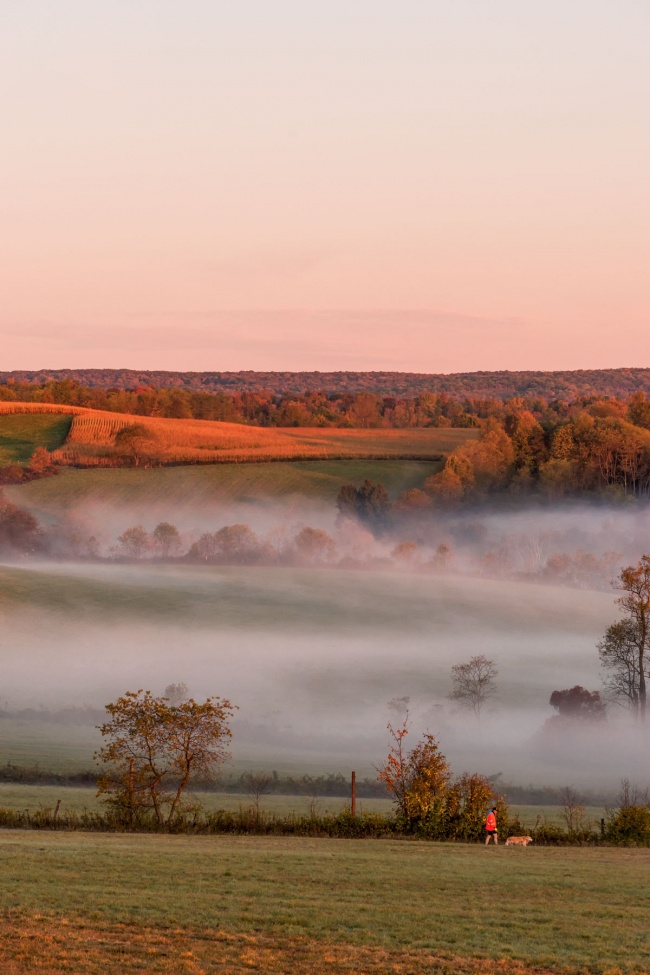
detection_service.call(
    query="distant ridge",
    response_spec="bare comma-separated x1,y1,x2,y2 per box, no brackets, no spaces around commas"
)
2,368,650,400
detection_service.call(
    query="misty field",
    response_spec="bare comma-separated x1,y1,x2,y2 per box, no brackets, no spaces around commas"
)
0,832,648,974
0,560,634,790
6,457,440,519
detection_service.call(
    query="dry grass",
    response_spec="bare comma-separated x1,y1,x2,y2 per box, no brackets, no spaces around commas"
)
2,832,649,973
0,402,477,465
0,914,585,975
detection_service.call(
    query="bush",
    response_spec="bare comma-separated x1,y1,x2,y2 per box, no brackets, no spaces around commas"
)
605,805,650,845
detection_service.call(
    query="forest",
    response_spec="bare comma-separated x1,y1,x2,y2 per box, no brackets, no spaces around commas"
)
2,366,650,399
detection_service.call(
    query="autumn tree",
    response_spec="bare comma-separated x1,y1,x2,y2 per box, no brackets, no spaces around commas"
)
377,716,449,822
153,522,181,558
293,527,336,564
444,773,502,841
336,480,391,527
598,556,650,720
96,689,236,826
188,524,260,563
117,525,150,558
114,424,159,466
449,655,498,718
28,446,53,474
0,494,42,553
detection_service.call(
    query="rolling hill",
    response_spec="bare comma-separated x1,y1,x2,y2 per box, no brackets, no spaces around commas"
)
0,402,477,466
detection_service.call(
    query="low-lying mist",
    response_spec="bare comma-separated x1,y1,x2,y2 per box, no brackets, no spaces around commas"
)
1,547,646,792
14,488,650,591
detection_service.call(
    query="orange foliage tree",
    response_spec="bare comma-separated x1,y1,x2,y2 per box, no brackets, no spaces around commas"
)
96,689,237,826
377,718,449,822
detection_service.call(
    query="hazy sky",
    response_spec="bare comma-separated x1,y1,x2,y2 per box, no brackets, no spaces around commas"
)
2,1,649,372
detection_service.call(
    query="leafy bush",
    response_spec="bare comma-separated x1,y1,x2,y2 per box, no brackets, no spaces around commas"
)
605,805,650,845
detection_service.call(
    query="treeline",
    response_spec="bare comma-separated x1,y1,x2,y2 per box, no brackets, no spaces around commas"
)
4,378,650,436
399,397,650,504
0,762,385,798
0,496,631,593
3,368,650,400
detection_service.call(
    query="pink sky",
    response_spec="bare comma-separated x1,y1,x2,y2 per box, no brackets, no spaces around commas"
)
2,1,649,372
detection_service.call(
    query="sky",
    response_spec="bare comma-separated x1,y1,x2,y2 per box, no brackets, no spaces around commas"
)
2,0,649,373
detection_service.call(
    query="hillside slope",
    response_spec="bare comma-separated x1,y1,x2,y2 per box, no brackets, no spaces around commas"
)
0,402,477,466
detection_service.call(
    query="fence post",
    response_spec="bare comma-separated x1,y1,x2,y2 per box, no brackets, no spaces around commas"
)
351,770,356,816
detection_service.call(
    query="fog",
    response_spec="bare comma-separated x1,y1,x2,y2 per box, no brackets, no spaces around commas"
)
2,534,648,791
25,490,650,588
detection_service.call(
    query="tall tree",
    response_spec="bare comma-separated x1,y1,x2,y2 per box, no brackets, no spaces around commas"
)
153,522,181,558
448,655,498,718
598,556,650,720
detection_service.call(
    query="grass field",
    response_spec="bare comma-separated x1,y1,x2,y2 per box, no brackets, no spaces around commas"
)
0,832,648,974
0,413,72,465
6,458,441,518
0,783,608,827
0,401,477,465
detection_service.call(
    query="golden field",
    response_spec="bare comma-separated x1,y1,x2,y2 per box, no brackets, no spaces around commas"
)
0,401,477,465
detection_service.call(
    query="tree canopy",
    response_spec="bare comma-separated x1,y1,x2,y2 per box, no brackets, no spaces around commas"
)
96,689,236,826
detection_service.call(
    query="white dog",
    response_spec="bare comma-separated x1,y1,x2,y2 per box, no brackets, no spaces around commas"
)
505,835,533,846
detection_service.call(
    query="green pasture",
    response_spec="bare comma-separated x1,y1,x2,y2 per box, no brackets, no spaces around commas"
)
0,832,648,972
5,457,441,514
0,412,72,465
0,719,101,773
0,782,606,828
0,784,385,817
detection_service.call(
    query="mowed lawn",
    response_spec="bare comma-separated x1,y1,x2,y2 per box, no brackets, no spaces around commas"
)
0,413,72,465
0,833,648,975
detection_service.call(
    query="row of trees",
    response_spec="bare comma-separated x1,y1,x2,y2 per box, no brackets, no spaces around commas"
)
0,491,628,596
3,377,650,434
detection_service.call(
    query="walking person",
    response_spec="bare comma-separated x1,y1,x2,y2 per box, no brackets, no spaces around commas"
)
485,806,498,845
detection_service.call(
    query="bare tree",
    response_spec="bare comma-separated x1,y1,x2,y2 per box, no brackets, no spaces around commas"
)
560,786,587,835
449,655,498,718
598,556,650,721
599,620,643,712
241,771,274,819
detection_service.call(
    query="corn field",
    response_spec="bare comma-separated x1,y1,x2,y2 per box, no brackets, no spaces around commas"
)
5,401,467,465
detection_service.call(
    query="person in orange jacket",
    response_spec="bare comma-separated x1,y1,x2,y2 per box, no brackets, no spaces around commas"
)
485,807,498,845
